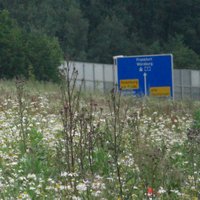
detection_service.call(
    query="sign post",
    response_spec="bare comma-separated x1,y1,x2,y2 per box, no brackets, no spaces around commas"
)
115,54,174,98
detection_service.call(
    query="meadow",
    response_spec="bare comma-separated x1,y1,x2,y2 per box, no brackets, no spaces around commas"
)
0,75,200,199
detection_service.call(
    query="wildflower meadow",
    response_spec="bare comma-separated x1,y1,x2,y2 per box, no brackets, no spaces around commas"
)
0,72,200,199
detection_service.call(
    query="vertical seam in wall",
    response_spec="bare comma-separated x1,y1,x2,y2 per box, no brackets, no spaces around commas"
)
103,64,105,93
180,70,183,100
93,63,95,91
83,63,86,91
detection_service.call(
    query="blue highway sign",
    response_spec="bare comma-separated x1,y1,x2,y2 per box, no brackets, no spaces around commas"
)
115,54,173,97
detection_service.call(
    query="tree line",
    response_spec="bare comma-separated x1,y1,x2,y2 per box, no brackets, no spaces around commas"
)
1,0,200,81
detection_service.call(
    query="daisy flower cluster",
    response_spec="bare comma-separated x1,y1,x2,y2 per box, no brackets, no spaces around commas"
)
0,81,199,199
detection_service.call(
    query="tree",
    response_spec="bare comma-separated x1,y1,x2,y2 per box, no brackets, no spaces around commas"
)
25,32,63,82
88,15,129,63
57,2,88,61
164,35,200,69
0,10,63,81
0,10,28,78
2,0,200,68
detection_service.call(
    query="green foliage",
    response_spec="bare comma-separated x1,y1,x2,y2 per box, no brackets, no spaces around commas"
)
25,32,63,82
0,10,28,78
89,15,129,63
59,1,88,60
1,1,200,70
1,80,200,199
164,35,200,69
28,64,35,81
0,10,63,81
92,148,110,175
19,128,54,176
192,109,200,129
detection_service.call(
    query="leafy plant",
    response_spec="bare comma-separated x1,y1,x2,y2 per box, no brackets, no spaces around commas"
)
19,128,55,176
92,148,110,175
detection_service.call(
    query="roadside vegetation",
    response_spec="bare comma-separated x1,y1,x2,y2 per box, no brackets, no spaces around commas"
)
1,2,200,198
0,73,200,199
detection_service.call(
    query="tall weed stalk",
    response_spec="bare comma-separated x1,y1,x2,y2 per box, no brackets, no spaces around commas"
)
59,62,83,191
107,88,124,199
16,78,28,152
